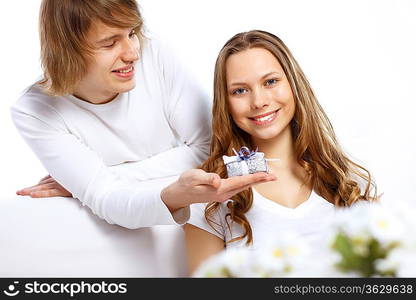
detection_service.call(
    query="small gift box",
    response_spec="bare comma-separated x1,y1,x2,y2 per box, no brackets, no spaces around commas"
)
222,146,269,177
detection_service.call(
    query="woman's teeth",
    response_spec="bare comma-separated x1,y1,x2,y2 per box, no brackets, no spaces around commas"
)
253,111,276,122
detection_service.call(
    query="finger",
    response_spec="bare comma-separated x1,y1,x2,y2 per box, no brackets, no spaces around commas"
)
16,189,30,196
192,183,221,195
220,173,275,193
30,189,64,198
267,173,277,180
31,182,58,191
39,177,56,184
222,184,253,200
192,172,221,187
38,175,51,183
219,173,277,200
18,182,58,195
208,173,221,189
17,183,42,193
16,185,41,195
192,181,252,203
214,184,253,203
17,180,54,193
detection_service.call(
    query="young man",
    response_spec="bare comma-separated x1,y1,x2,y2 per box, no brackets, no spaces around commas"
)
12,0,275,229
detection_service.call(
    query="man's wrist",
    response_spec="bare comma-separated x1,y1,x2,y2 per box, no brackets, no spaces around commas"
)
161,183,187,213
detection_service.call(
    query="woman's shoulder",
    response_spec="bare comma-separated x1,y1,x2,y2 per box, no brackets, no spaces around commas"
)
190,201,231,220
310,190,335,208
188,201,230,240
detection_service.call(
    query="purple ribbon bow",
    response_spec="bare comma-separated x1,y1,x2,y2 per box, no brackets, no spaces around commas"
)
232,146,258,161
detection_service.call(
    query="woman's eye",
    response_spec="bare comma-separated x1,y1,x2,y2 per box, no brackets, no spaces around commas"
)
232,88,247,95
265,78,278,86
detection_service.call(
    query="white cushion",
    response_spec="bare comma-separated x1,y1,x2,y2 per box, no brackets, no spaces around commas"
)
0,195,188,277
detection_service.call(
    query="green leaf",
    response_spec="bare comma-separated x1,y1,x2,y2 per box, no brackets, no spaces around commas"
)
332,231,398,277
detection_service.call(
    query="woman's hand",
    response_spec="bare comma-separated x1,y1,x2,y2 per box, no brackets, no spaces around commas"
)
16,175,72,198
161,169,276,212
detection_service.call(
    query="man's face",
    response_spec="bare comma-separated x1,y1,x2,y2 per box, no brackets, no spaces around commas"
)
74,21,140,104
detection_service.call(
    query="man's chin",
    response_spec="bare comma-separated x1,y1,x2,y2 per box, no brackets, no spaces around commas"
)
115,81,136,93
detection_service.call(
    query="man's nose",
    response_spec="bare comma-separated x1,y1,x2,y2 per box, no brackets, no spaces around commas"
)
120,38,139,63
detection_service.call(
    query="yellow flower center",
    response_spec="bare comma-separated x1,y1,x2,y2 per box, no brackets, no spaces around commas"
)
273,249,283,257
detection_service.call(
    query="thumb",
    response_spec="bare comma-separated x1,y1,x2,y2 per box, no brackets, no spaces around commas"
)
207,173,221,188
197,172,221,188
210,173,221,189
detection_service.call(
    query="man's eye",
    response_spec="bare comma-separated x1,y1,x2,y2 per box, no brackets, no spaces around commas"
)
265,78,278,86
129,29,136,38
232,88,247,95
103,41,116,48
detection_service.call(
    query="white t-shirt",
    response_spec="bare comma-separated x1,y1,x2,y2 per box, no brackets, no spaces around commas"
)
10,37,211,229
188,188,335,250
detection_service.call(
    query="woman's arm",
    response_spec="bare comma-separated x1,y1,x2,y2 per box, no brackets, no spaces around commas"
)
183,223,225,276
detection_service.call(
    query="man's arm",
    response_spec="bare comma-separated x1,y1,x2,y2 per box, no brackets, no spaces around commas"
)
10,102,182,228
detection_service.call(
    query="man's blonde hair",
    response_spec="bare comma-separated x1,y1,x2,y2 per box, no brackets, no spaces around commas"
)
38,0,144,96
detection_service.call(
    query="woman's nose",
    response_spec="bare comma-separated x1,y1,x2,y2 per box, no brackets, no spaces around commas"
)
251,88,270,110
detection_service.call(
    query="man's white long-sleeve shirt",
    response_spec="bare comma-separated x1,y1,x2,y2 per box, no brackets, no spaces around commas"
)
10,38,211,229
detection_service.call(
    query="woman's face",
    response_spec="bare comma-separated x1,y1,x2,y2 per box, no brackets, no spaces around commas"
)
226,47,295,144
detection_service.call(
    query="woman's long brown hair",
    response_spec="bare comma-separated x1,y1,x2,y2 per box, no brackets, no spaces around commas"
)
201,30,377,245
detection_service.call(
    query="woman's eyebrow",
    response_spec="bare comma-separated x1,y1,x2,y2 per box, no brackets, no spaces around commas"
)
228,71,281,87
228,81,246,88
260,71,281,79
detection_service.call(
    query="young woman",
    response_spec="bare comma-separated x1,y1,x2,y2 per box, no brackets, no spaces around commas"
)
183,30,377,274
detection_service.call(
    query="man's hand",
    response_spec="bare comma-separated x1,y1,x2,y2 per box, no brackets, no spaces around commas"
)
16,175,72,198
161,169,276,212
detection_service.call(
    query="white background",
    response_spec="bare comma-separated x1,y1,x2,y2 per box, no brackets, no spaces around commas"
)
0,0,415,205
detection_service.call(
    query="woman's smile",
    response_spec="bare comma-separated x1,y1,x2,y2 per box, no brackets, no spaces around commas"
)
249,108,280,126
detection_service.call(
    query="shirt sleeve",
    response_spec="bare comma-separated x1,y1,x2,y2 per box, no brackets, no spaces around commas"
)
10,99,188,229
155,39,212,164
187,203,225,240
108,145,205,182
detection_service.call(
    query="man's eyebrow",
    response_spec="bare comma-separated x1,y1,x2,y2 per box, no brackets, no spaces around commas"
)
96,34,121,44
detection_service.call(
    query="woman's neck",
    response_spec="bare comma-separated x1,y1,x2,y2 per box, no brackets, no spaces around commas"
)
251,125,297,169
252,124,312,191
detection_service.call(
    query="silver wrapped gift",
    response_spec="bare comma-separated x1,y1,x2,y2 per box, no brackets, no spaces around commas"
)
222,147,269,177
